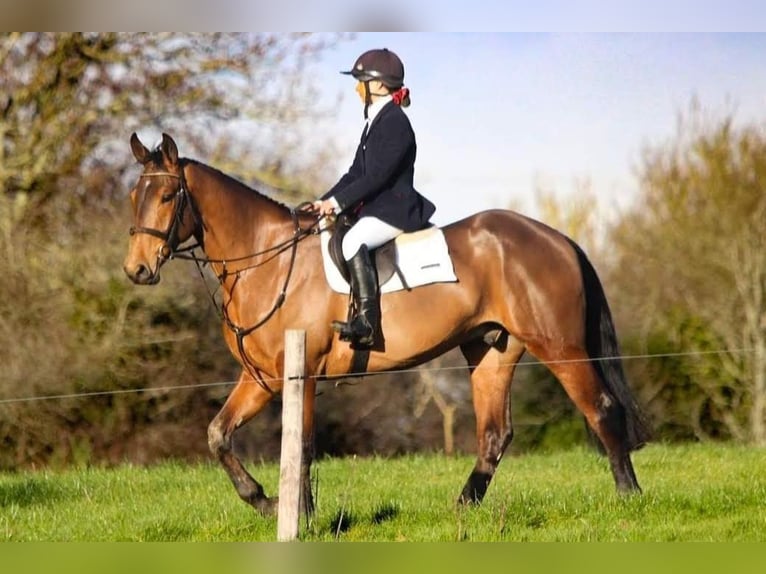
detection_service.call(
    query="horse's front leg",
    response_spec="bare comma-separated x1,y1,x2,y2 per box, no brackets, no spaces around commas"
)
207,369,280,516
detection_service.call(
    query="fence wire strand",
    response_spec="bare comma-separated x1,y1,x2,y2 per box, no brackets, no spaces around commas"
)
0,347,753,406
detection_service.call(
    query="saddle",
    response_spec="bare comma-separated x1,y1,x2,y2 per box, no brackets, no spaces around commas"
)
321,215,458,294
327,215,401,287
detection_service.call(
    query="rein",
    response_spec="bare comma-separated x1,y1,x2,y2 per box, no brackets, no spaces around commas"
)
197,211,322,395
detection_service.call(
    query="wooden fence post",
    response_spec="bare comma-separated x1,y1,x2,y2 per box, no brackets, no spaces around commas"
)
277,329,306,541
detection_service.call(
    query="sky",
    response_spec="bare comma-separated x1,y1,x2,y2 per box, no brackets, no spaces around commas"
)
309,33,766,226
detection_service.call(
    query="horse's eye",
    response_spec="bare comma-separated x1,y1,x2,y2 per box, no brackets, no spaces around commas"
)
161,192,175,203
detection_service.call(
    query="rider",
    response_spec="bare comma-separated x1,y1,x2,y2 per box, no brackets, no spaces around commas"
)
307,48,435,347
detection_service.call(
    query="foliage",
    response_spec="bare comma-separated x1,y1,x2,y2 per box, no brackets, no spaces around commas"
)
0,33,340,213
609,107,766,445
533,179,605,258
1,444,764,541
0,190,238,467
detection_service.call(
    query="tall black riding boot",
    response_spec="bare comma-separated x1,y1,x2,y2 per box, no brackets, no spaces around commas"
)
332,246,380,347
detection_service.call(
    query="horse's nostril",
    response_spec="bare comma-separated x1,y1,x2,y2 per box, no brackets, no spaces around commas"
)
124,263,153,284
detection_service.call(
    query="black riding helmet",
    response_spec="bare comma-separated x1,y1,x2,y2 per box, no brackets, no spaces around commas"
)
341,48,405,89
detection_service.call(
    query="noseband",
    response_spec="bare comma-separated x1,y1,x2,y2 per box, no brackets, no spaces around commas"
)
129,170,192,260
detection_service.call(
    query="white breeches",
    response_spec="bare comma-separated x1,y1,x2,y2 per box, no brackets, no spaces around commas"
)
342,216,403,260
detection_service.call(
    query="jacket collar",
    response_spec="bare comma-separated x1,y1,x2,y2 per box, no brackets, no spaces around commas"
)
365,98,395,136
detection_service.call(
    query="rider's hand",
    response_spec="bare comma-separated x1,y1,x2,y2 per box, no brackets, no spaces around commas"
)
298,199,336,216
298,201,318,213
314,199,337,216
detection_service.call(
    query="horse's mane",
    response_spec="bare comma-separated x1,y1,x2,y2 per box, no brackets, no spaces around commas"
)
183,158,294,212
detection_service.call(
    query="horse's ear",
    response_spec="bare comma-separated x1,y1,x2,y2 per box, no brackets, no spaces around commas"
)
160,133,179,166
130,132,150,164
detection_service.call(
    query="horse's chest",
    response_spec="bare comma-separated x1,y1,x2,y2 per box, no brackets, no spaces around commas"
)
221,325,277,371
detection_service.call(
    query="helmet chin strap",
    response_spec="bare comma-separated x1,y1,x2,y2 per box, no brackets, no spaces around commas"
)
363,81,371,119
363,80,390,119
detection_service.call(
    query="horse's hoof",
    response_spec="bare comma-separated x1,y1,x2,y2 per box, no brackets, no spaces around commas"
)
252,495,278,516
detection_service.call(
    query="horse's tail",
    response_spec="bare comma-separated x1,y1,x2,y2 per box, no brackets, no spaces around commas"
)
567,238,652,452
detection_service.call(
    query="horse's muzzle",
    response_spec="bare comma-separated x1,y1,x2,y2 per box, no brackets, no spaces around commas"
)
123,262,161,285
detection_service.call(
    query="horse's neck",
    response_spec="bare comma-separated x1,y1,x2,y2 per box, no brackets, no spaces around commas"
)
185,163,313,334
187,163,292,260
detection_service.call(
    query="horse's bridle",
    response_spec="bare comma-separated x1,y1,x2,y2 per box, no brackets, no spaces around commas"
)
128,170,193,262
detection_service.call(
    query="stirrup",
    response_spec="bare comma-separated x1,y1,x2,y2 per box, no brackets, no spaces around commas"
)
332,317,374,346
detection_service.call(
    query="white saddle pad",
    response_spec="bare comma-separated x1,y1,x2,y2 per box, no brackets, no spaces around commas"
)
320,221,458,294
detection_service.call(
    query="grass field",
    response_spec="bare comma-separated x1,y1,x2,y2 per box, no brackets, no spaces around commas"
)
1,443,764,541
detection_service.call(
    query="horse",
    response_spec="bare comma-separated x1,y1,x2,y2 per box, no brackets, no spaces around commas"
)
123,133,650,516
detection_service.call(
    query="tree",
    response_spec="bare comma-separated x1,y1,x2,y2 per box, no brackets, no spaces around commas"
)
609,108,766,445
533,178,604,259
0,33,341,217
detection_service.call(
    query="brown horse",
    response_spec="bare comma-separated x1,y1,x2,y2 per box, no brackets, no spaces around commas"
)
123,133,649,515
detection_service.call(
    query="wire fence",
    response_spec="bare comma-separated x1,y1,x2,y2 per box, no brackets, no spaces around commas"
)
0,347,752,406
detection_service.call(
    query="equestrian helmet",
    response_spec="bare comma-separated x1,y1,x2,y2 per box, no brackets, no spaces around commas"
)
341,48,405,88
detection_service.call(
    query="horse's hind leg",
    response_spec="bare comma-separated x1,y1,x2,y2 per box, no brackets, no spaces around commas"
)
531,347,641,493
458,334,525,506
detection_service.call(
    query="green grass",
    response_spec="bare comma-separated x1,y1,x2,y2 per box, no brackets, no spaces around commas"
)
1,443,764,541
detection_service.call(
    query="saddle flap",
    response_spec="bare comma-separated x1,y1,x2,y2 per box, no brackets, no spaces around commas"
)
327,216,352,284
